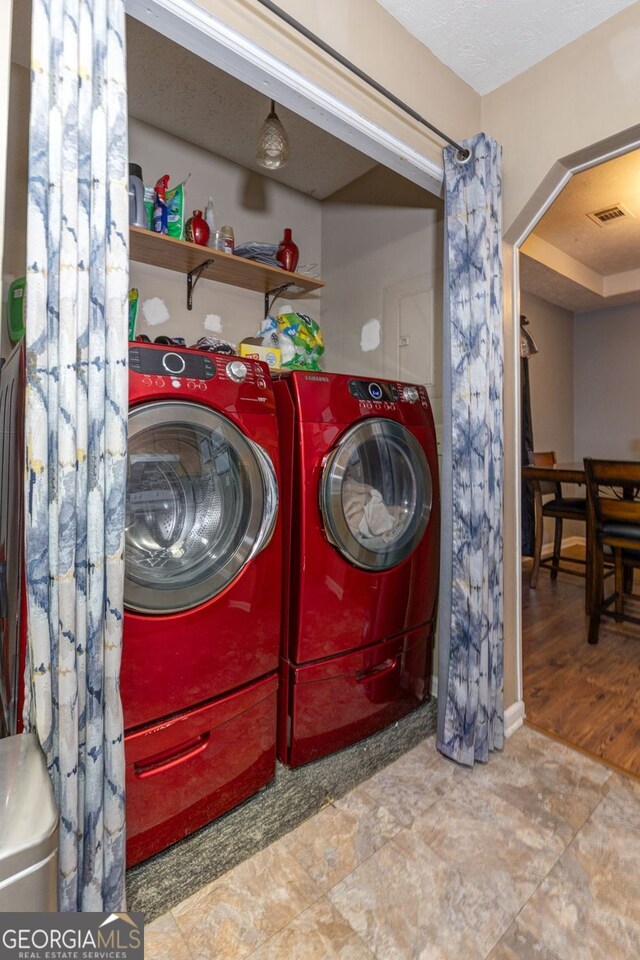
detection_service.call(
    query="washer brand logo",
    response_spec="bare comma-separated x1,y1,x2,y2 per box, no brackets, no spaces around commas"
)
304,375,329,382
0,912,144,960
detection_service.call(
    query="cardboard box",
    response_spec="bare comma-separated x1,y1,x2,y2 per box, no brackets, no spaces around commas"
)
238,343,281,368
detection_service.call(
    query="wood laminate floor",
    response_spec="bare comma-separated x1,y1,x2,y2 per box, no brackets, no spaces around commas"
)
522,546,640,780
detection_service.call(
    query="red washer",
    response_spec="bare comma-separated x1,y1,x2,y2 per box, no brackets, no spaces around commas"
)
121,344,282,862
275,371,440,767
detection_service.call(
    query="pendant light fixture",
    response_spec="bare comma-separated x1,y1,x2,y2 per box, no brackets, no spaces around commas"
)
256,99,289,170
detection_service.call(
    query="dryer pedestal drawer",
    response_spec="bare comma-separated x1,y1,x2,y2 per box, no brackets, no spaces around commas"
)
126,673,278,866
279,624,432,768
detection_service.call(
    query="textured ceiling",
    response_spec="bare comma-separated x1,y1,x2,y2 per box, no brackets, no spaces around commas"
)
533,151,640,275
520,254,640,313
376,0,638,94
520,148,640,313
126,19,376,200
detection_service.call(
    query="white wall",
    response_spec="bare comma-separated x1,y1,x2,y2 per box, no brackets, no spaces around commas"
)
321,187,442,420
521,290,584,545
522,291,575,462
574,301,640,461
129,118,322,348
130,119,444,388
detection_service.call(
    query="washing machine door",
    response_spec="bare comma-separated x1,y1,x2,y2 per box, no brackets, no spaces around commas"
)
125,401,278,613
320,418,432,571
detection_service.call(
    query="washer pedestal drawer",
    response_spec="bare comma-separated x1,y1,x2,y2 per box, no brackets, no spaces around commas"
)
279,624,432,768
126,673,278,866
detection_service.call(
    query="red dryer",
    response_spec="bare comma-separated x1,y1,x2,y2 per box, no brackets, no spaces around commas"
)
275,371,440,767
121,344,282,864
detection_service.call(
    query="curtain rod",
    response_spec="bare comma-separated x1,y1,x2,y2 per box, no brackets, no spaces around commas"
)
254,0,471,162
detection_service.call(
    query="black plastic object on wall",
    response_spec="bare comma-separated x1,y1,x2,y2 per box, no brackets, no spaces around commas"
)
520,316,539,557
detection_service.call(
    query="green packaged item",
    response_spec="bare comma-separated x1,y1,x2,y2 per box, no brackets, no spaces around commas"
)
166,177,189,240
143,186,155,230
275,311,324,371
7,276,26,342
128,288,139,340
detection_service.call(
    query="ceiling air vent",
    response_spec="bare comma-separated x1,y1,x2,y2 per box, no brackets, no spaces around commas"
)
586,204,632,226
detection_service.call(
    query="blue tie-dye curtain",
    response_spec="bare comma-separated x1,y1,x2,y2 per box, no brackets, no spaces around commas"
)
23,0,128,910
437,133,504,766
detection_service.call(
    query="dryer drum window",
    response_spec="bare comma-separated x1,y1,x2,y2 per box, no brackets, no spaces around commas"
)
321,418,432,571
125,401,277,613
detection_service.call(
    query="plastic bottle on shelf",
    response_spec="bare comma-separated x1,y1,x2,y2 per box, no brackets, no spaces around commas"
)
205,197,216,248
218,225,235,254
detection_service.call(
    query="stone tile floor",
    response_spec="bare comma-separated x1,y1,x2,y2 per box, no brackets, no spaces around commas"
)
144,725,640,959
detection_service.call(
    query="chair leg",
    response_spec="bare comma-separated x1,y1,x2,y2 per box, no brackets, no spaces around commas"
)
588,539,604,645
588,608,601,645
623,564,634,594
550,518,562,580
614,551,624,622
530,494,543,589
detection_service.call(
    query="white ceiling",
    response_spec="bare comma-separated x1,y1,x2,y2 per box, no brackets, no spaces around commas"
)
126,19,378,201
376,0,639,94
520,148,640,312
533,151,640,275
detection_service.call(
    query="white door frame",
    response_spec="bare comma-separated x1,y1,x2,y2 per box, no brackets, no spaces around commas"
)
505,123,640,713
124,0,445,197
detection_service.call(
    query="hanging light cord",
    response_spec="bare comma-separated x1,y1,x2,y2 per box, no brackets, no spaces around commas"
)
254,0,471,163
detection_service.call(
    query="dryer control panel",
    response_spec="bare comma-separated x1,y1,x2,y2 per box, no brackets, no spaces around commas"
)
129,346,216,380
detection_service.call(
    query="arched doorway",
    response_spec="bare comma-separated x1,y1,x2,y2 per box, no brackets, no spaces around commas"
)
506,124,640,771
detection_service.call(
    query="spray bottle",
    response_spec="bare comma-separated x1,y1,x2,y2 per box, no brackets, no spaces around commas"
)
152,175,170,234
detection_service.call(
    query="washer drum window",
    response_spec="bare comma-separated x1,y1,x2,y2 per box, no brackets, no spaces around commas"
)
125,401,278,613
320,418,432,571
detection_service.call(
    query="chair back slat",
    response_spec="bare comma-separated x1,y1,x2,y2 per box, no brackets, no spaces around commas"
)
529,450,562,497
598,499,640,524
584,458,640,534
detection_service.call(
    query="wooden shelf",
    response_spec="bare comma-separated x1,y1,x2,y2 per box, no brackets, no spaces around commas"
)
130,226,324,300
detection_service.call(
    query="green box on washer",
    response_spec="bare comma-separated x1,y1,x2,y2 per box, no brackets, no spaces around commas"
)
7,276,26,342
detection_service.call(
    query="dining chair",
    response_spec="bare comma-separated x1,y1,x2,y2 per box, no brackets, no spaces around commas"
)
584,458,640,645
528,450,587,588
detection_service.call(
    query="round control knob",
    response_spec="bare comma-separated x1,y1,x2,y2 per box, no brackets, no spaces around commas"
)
162,352,186,375
368,382,383,400
402,386,419,403
226,360,248,382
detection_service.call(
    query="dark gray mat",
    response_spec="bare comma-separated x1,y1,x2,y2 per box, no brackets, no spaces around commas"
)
126,698,437,921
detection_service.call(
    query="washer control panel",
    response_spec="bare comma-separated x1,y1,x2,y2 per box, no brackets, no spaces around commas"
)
348,379,398,403
129,346,216,381
347,377,430,410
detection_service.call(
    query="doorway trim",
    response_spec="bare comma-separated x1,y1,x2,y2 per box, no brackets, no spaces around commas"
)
505,123,640,715
125,0,445,196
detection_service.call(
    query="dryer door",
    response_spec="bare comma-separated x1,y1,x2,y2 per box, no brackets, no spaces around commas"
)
320,418,432,571
125,401,277,613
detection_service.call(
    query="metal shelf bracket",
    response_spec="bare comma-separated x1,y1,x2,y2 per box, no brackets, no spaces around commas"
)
187,259,214,311
264,282,294,319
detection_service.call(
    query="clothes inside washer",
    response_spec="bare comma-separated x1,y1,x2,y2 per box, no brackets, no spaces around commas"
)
342,479,400,542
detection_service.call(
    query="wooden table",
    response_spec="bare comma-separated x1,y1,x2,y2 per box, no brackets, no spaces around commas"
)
522,462,586,486
522,461,591,611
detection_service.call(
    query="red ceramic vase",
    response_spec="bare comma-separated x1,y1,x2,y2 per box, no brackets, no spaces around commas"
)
186,210,210,246
277,228,299,272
